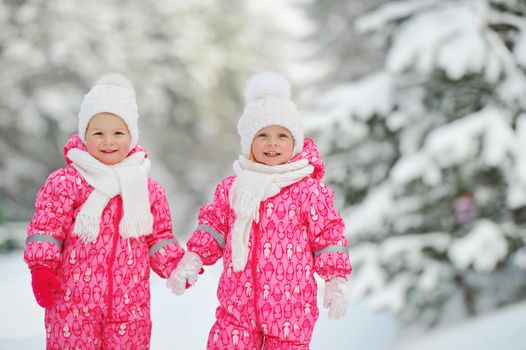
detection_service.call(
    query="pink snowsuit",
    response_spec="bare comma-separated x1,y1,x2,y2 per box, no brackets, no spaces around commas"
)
187,138,352,350
24,135,185,350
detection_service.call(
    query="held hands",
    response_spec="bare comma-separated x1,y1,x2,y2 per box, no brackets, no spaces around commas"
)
31,267,61,308
323,277,349,320
167,251,204,295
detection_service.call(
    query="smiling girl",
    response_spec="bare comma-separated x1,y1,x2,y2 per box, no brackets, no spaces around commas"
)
24,74,185,349
167,72,352,350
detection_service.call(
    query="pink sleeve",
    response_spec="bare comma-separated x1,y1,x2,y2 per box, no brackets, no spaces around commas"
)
187,178,232,265
304,181,352,281
24,168,78,271
146,180,185,278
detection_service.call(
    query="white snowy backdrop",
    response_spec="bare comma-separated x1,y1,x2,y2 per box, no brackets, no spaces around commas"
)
305,0,526,331
1,0,526,349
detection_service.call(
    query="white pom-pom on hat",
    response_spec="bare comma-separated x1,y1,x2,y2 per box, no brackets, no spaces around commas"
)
95,73,135,93
78,73,140,150
238,72,304,158
244,72,291,103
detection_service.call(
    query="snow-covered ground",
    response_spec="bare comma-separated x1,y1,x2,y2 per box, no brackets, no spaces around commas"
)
1,250,396,349
4,249,526,349
397,301,526,350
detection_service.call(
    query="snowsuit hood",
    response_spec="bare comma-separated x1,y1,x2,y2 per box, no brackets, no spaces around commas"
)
291,137,324,181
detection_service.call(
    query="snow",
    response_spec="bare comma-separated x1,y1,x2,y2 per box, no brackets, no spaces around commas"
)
355,0,437,34
514,29,526,67
448,220,508,273
381,2,500,80
508,114,526,208
357,0,526,91
381,234,450,263
367,275,411,314
346,245,386,299
0,250,397,349
344,184,393,238
305,0,526,332
347,233,451,314
398,302,526,350
392,106,515,180
391,152,440,186
425,110,486,167
315,72,394,123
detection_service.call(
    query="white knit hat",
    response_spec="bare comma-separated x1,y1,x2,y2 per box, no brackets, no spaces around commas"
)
78,73,139,149
238,72,303,157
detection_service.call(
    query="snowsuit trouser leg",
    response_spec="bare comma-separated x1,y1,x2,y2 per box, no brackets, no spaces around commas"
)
263,338,310,350
207,306,263,350
101,319,152,350
45,309,151,350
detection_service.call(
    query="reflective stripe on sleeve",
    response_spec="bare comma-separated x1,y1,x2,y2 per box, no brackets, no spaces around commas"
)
313,245,349,257
26,234,63,248
196,224,225,249
149,238,180,256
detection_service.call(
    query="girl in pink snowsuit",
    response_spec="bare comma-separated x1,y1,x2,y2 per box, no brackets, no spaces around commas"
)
24,74,185,350
168,72,352,350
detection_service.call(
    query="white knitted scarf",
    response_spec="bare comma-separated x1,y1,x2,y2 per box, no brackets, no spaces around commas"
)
67,148,153,244
229,157,314,271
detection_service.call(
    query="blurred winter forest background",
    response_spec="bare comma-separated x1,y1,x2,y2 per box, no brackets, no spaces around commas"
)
2,0,526,348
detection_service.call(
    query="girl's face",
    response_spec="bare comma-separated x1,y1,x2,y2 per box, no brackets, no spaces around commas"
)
251,125,294,166
85,113,131,165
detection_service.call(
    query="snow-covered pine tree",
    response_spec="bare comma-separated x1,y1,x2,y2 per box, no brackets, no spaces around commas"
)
306,0,526,327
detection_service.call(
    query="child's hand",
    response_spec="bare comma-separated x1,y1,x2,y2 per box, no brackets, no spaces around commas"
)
30,267,61,308
167,251,203,295
323,277,349,320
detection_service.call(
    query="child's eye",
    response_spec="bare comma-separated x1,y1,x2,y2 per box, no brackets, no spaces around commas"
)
115,131,124,135
93,132,103,136
279,134,289,138
257,133,267,138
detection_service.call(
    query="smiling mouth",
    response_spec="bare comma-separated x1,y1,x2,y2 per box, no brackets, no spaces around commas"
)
101,150,117,154
264,151,281,157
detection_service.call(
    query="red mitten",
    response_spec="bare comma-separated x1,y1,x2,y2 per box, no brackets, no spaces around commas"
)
31,267,61,308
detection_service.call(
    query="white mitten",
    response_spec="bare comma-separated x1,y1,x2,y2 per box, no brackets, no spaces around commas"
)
167,251,203,295
323,277,349,320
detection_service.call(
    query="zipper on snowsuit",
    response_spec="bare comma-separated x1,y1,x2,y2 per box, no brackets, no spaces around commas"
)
106,196,122,320
251,221,263,331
